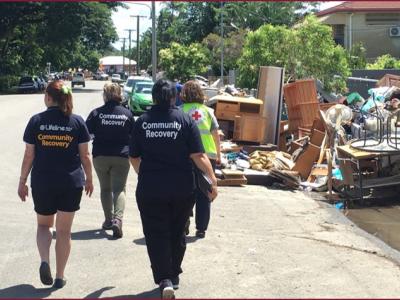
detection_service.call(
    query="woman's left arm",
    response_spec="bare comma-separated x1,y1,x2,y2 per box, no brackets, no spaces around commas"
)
18,144,35,201
79,143,94,197
211,129,221,164
130,157,141,174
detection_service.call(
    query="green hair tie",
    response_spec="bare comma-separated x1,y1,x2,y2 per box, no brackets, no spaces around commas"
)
61,85,72,95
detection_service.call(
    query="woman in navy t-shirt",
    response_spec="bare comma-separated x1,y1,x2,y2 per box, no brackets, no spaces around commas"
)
129,79,218,298
86,83,134,238
18,80,93,289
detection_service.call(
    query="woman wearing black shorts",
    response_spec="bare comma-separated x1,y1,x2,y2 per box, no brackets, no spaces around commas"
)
18,80,93,289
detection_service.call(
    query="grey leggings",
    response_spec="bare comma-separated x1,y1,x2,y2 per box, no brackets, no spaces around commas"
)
93,156,130,221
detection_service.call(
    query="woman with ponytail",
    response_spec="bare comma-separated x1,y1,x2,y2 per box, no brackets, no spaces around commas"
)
18,80,93,289
129,79,218,298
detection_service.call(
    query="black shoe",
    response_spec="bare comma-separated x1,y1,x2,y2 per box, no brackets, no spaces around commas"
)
39,262,53,286
102,220,113,230
159,279,175,299
196,230,206,238
53,278,66,289
111,218,123,239
184,219,190,236
171,276,179,290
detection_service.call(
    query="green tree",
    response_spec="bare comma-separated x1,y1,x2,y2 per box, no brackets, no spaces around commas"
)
0,2,120,79
294,15,349,92
221,2,318,31
159,42,210,82
237,15,350,92
202,29,247,75
347,42,367,69
237,24,292,88
367,54,400,69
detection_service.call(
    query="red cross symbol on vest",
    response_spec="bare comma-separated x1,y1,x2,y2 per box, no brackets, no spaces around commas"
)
191,110,202,121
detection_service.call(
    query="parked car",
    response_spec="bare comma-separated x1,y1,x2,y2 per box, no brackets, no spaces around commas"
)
128,81,154,115
35,76,47,91
94,72,109,80
18,76,40,93
123,76,152,101
111,74,124,83
62,71,72,81
48,72,61,82
71,72,85,88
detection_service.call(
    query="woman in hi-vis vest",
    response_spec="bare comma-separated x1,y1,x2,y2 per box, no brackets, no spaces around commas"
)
181,81,221,238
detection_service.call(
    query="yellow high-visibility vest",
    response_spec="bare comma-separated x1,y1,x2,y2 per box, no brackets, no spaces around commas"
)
182,103,217,159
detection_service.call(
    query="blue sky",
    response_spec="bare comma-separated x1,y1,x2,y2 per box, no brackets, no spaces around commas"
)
112,1,343,50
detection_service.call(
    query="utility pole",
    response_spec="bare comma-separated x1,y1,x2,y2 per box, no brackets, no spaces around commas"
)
131,15,146,76
124,29,135,76
121,38,126,78
130,2,154,81
220,1,224,87
151,1,157,82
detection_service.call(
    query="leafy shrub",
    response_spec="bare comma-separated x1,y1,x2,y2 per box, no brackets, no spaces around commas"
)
0,75,20,93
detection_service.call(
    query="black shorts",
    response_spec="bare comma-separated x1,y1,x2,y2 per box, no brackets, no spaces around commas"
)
32,187,83,216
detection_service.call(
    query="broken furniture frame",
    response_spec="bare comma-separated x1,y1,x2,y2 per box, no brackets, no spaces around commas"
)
351,107,400,152
336,145,400,204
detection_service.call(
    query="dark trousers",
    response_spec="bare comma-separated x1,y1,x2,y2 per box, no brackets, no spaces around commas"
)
195,159,216,231
137,194,195,284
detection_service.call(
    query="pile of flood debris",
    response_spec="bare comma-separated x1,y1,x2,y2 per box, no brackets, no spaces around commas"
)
207,68,400,203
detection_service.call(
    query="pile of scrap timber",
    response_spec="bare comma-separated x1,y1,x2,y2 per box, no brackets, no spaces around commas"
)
217,169,247,186
269,169,301,189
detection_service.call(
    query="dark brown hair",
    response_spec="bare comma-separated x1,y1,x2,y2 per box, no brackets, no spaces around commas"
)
181,80,205,104
46,80,73,116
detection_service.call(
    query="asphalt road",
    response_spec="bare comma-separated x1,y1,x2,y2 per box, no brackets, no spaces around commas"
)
2,80,400,298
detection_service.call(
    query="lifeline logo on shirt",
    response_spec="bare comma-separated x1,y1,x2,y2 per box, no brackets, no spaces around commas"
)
99,113,128,126
40,124,72,132
38,134,74,148
142,121,181,140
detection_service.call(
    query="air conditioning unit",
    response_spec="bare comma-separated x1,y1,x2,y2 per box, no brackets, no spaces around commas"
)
389,26,400,37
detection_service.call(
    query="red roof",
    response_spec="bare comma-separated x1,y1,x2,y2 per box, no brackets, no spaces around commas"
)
317,1,400,17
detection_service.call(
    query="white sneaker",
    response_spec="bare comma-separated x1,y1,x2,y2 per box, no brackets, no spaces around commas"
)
159,279,175,299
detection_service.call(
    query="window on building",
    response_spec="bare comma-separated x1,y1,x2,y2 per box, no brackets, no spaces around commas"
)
332,24,345,47
366,13,400,25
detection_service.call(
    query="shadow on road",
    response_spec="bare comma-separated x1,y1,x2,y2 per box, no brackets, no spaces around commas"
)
84,286,115,298
132,237,146,245
186,236,200,243
71,229,112,240
112,287,160,298
134,236,200,245
0,284,53,298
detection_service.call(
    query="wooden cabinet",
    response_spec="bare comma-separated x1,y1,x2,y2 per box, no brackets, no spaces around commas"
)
214,98,263,122
209,95,265,143
233,115,266,143
216,102,239,113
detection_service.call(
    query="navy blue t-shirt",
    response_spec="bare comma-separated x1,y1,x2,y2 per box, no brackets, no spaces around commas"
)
130,105,204,198
86,101,134,158
23,107,91,190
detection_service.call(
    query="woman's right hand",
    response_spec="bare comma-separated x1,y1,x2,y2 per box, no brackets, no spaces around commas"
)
209,185,218,201
18,181,29,202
